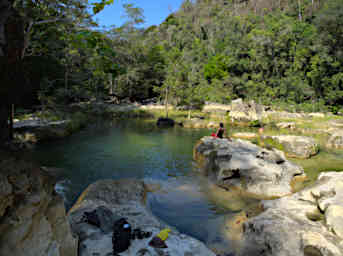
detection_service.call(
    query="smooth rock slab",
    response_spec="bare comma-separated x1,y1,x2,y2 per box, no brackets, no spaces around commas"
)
326,205,343,239
193,137,305,198
238,172,343,256
68,179,215,256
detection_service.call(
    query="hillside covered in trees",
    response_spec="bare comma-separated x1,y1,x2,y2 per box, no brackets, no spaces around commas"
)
1,0,343,142
128,0,343,112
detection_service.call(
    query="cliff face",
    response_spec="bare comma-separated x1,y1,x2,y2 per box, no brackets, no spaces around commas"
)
0,158,77,256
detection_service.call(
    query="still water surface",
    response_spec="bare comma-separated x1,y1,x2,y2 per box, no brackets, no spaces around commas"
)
28,120,258,253
28,120,343,253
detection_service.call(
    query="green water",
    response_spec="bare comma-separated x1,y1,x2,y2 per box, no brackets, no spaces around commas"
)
27,120,256,253
27,119,343,253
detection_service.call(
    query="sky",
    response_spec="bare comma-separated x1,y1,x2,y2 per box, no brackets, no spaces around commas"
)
92,0,184,29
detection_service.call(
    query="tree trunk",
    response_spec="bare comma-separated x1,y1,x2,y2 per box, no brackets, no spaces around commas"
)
298,0,302,21
0,2,25,144
165,86,169,118
0,105,10,144
9,104,14,140
65,64,69,96
109,73,113,95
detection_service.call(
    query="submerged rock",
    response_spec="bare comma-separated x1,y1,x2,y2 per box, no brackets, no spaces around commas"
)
68,179,216,256
0,159,77,256
239,172,343,256
193,137,305,198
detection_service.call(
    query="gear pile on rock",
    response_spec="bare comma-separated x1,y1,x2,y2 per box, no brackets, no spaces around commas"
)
78,207,153,255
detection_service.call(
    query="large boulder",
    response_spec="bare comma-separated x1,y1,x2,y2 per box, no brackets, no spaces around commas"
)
266,135,319,159
326,130,343,149
230,99,265,122
68,179,216,256
193,137,305,198
0,158,77,256
238,172,343,256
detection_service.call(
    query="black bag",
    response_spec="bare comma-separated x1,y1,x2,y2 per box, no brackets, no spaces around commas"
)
83,210,100,227
112,218,132,254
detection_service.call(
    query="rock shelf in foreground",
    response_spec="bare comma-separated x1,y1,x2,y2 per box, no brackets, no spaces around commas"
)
68,179,216,256
239,172,343,256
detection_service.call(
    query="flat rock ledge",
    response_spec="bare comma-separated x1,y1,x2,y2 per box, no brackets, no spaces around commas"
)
68,179,215,256
193,137,305,198
13,118,72,143
238,172,343,256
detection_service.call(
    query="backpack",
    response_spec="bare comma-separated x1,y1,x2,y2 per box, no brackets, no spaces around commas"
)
112,218,132,254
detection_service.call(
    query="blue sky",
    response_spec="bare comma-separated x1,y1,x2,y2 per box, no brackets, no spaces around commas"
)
92,0,184,29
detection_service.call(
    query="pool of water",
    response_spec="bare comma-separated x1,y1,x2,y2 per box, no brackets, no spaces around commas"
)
27,120,257,253
26,119,343,254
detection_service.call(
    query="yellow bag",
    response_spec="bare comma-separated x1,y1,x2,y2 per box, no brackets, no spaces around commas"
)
156,228,171,241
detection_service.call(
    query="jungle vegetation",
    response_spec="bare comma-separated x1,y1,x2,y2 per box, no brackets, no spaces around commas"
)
1,0,343,142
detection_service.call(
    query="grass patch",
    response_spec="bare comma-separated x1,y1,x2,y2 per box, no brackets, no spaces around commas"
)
292,149,343,184
252,136,284,151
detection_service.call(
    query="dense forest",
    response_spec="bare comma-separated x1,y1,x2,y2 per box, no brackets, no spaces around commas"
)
1,0,343,142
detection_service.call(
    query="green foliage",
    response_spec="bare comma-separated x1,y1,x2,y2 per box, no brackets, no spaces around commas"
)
262,137,285,151
20,0,343,113
92,0,114,14
249,120,262,127
204,55,230,81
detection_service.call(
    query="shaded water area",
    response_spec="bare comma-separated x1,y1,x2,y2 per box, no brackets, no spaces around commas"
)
26,119,343,254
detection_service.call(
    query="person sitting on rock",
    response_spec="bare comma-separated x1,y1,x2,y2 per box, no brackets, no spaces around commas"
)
216,123,226,139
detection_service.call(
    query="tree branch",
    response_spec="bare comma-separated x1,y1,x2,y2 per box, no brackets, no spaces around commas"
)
33,17,70,25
